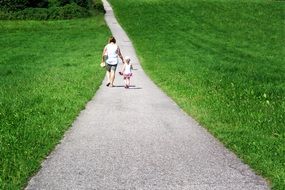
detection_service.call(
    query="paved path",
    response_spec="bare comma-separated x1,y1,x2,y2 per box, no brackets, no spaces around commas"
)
26,1,269,189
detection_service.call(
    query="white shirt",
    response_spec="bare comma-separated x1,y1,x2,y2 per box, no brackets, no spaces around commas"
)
124,64,132,75
105,43,119,65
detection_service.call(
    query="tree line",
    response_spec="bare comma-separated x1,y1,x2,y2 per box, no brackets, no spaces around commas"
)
1,0,92,10
0,0,104,20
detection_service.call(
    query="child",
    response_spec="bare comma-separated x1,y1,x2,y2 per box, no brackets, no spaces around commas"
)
119,56,133,88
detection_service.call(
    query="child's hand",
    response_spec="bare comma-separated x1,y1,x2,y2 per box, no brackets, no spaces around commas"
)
119,71,123,75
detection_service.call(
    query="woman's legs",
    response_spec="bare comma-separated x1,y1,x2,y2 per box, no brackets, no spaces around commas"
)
106,64,117,87
106,71,111,86
105,64,111,86
109,65,117,87
106,71,110,82
110,69,115,86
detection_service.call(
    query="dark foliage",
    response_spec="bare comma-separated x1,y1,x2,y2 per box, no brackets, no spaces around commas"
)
27,0,49,8
58,0,72,6
93,0,104,13
0,0,48,11
73,0,90,8
0,0,30,11
0,3,90,20
0,0,94,10
0,0,105,20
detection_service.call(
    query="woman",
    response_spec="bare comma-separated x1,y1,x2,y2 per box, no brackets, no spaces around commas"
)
102,36,124,87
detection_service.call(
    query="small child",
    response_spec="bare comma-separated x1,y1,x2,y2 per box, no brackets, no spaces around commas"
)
119,56,133,88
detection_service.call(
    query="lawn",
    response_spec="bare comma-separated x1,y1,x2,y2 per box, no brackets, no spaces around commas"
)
108,0,285,189
0,16,110,189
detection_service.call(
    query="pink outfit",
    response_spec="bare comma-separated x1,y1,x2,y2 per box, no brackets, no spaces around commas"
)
123,64,132,79
123,73,132,79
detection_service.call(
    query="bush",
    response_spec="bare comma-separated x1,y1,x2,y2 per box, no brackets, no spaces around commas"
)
73,0,90,8
58,0,72,6
0,0,30,11
0,3,90,20
0,0,48,11
0,0,104,20
93,0,105,13
48,0,91,8
27,0,49,8
16,7,49,19
49,3,90,19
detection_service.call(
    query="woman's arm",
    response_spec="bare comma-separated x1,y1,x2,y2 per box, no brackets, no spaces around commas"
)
101,47,107,62
117,47,124,63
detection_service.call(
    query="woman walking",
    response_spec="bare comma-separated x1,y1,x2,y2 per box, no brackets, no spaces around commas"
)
102,36,124,87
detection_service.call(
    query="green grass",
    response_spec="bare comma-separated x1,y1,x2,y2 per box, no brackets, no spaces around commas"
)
0,16,110,189
108,0,285,189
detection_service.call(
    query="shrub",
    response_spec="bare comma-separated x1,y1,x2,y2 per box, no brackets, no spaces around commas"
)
48,0,60,7
15,7,49,19
0,0,49,11
0,0,30,11
27,0,49,8
93,0,105,13
0,3,90,20
58,0,72,6
0,10,12,20
49,0,91,8
0,0,104,20
73,0,90,8
49,3,90,19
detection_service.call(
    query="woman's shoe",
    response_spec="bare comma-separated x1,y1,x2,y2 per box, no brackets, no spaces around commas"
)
106,82,110,87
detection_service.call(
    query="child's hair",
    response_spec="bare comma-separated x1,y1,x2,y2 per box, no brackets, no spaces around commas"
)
125,56,130,63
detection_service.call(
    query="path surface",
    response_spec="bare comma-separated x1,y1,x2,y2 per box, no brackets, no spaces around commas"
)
26,1,269,189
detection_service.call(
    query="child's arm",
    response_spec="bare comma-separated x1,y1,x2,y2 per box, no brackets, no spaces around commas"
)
119,64,125,75
117,47,125,64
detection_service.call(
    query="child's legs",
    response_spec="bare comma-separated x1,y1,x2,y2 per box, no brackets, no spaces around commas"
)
124,77,127,86
127,77,130,86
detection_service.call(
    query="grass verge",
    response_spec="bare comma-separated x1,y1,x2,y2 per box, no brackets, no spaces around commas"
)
0,16,110,189
108,0,285,189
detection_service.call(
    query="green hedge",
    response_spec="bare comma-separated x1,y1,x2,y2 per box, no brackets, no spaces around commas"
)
0,3,89,20
0,0,104,20
0,0,49,11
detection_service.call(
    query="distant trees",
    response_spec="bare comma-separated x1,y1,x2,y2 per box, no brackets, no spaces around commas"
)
1,0,48,10
0,0,92,11
28,0,49,8
0,0,104,20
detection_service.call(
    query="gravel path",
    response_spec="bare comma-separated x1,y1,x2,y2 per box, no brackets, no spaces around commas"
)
25,1,270,189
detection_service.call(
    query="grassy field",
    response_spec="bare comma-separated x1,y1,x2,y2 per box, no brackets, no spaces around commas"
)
108,0,284,189
0,17,110,189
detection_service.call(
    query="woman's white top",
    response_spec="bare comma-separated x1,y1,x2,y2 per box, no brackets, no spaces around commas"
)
124,64,132,74
105,43,119,65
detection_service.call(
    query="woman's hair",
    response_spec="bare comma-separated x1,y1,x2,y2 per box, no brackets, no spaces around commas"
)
109,36,116,43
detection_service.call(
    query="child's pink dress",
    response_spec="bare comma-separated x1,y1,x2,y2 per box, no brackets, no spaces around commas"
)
123,64,132,79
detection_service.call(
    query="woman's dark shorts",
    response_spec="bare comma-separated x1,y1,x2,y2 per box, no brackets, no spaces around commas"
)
106,64,117,72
